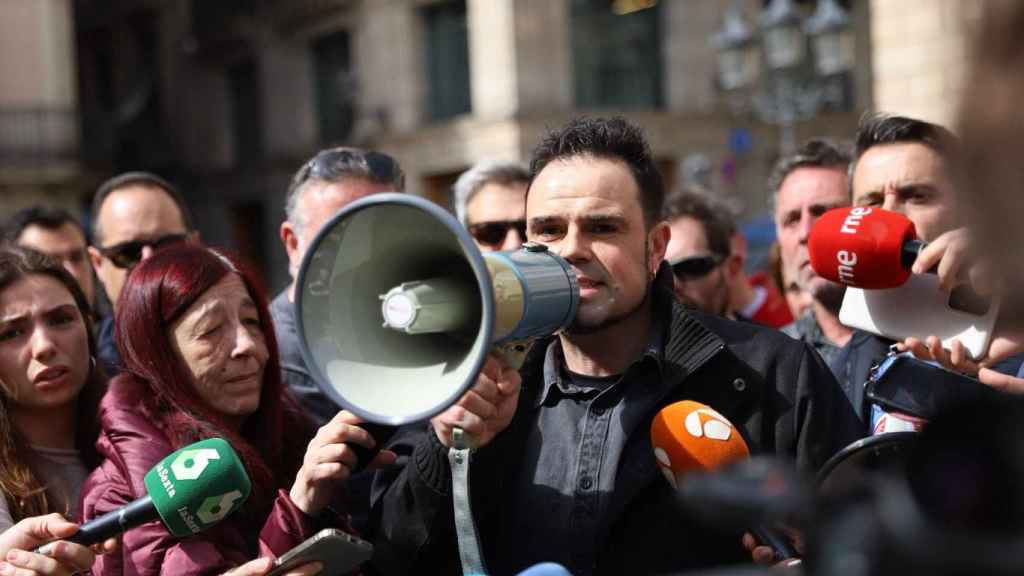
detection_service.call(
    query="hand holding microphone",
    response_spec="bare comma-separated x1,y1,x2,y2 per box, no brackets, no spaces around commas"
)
650,401,801,564
35,438,251,555
0,514,118,576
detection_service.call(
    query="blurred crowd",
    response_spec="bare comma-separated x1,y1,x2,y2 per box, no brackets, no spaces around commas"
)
3,1,1024,575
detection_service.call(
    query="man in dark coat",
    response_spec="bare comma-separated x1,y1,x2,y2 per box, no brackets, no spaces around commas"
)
368,117,861,576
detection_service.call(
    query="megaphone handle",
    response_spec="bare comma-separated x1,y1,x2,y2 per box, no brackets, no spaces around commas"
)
348,422,397,473
450,427,486,575
494,339,533,371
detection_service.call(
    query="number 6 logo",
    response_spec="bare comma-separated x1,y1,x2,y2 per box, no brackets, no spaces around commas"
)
196,490,244,524
170,448,221,481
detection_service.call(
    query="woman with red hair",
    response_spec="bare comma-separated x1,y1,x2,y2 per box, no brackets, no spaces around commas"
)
80,244,392,575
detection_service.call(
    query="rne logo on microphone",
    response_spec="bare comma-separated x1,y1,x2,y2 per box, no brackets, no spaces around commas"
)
835,207,872,284
839,207,872,234
684,408,733,441
836,250,858,284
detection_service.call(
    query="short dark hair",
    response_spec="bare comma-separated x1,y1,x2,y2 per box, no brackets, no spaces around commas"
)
767,138,852,206
286,147,405,232
662,189,736,258
528,116,664,228
3,206,83,243
854,112,962,175
90,172,194,245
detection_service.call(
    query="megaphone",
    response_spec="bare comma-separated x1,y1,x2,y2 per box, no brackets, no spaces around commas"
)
294,193,579,425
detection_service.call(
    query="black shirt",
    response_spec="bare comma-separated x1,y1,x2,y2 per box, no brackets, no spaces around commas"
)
502,331,663,575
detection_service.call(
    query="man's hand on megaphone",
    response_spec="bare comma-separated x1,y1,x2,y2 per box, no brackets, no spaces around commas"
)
431,354,521,449
290,411,398,516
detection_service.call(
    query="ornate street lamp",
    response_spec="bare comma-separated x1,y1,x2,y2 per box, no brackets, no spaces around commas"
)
714,3,758,91
761,0,805,71
712,0,854,154
805,0,855,77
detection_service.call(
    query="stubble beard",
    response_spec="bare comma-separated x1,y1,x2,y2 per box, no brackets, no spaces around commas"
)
565,245,652,336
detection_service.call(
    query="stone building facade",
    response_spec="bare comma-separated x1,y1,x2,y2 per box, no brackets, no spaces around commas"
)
0,0,983,290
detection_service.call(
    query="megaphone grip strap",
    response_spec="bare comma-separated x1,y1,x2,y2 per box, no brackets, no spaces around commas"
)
449,438,487,575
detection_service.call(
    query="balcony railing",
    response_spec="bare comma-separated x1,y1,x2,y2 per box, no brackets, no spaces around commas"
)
0,107,80,164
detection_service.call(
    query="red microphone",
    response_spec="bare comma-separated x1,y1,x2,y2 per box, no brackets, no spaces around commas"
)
808,207,925,289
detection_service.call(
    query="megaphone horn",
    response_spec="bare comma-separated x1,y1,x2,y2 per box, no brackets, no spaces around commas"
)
295,193,579,426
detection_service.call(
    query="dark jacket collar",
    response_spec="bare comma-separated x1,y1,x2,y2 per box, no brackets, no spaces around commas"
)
522,262,732,410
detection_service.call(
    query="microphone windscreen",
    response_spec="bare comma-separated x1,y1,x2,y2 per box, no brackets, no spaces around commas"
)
808,207,917,289
143,437,252,537
651,400,750,490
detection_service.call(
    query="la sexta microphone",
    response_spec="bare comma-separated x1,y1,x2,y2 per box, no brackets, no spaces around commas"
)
37,438,251,553
651,401,799,561
808,206,925,289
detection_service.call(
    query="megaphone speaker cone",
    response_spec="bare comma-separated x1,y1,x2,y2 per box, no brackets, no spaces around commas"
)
296,194,493,425
295,194,579,426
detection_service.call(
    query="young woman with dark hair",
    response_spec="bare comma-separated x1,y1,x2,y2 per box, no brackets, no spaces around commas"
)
0,246,103,526
80,243,393,575
0,246,110,574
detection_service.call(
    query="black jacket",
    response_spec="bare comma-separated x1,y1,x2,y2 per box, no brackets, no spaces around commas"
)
367,282,861,576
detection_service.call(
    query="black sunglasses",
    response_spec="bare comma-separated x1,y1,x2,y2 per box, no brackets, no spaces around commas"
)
671,253,725,280
98,233,188,269
468,220,527,247
300,148,402,187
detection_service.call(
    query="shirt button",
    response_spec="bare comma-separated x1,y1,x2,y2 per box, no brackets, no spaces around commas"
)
579,476,593,490
733,377,747,392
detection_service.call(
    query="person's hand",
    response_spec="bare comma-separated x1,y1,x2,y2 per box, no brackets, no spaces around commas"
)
289,411,397,516
899,325,1024,393
431,354,521,449
741,528,804,570
0,513,117,576
911,227,977,292
220,557,322,576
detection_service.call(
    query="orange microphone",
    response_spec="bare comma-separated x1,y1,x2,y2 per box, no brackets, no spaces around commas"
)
651,400,750,489
651,400,798,560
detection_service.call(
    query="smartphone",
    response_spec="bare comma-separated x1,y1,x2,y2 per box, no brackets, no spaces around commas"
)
267,529,373,576
864,352,1002,422
839,273,1000,359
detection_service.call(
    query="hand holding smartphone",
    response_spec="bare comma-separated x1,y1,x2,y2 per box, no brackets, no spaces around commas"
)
267,529,373,576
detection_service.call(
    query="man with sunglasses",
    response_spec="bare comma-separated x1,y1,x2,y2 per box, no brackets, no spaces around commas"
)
88,172,197,374
452,160,530,252
664,189,794,327
273,146,406,427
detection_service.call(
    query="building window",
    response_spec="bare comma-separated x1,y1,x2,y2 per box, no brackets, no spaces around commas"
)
571,0,663,109
423,1,471,121
228,57,263,166
313,31,355,145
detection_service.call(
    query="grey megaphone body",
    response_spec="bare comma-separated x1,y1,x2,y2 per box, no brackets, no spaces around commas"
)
294,193,579,426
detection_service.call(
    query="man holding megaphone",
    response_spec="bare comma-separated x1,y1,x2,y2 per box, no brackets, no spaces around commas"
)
367,117,860,576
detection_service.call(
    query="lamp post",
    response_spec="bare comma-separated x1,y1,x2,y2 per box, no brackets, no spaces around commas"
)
713,0,854,155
